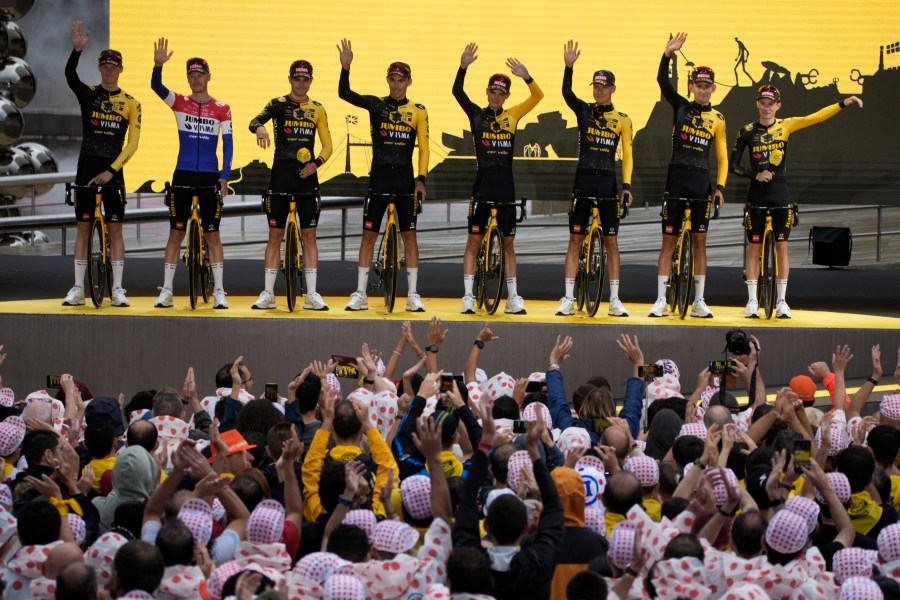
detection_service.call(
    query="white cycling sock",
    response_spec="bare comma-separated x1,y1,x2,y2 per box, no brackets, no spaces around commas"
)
609,279,620,300
304,268,317,295
74,260,87,288
506,277,518,298
111,261,124,289
657,276,668,301
746,280,758,303
564,278,575,299
407,268,418,294
776,279,788,303
211,263,224,291
163,263,177,290
463,274,474,296
264,268,278,294
357,267,369,294
694,275,706,301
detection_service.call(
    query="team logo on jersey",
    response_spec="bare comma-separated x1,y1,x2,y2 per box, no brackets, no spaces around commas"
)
101,100,114,113
760,133,774,145
297,148,312,162
489,119,503,133
292,108,305,121
388,110,404,124
690,114,708,130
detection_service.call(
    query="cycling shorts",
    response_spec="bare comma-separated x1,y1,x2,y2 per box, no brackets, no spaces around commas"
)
266,160,320,229
169,171,222,233
745,203,793,243
569,173,619,236
74,156,126,223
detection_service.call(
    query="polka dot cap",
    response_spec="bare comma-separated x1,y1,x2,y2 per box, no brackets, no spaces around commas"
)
577,465,606,507
721,583,768,600
575,455,605,473
558,427,591,452
206,561,244,600
815,420,850,455
881,393,900,420
347,387,374,406
324,573,366,600
765,509,808,554
293,552,353,583
325,373,341,393
177,498,214,547
833,547,879,584
247,499,285,545
67,513,86,547
212,498,226,521
0,504,17,545
677,422,707,440
584,505,605,535
522,402,552,429
150,415,190,440
128,409,151,425
25,390,54,403
527,372,546,383
343,509,377,541
785,495,820,535
624,456,659,487
709,468,740,506
838,576,885,600
0,419,25,457
465,381,484,410
85,532,127,588
484,372,516,402
370,519,419,554
608,521,637,569
0,387,14,408
506,450,533,492
372,390,399,438
0,484,11,511
815,471,852,505
400,475,432,520
877,523,900,563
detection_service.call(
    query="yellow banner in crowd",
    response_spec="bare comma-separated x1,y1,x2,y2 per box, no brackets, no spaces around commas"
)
110,0,899,192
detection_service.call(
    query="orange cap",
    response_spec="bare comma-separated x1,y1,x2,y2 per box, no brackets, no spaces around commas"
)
208,429,256,463
790,375,817,404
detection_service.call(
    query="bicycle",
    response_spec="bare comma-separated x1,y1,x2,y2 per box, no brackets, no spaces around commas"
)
471,198,527,315
368,192,420,312
65,183,122,307
572,195,629,317
165,184,219,310
745,203,798,319
264,190,320,312
662,194,718,320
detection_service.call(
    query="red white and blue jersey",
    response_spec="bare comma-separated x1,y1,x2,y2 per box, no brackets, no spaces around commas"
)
151,66,233,179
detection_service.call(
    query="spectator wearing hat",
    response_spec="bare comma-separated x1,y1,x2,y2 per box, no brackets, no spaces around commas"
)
453,41,544,316
249,58,333,311
150,36,233,310
63,20,141,308
337,39,430,313
0,416,25,480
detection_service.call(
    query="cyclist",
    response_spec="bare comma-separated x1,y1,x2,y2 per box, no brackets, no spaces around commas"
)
151,38,233,309
557,40,633,317
249,60,333,311
63,20,141,307
337,39,429,312
650,32,727,319
454,43,543,315
730,84,863,319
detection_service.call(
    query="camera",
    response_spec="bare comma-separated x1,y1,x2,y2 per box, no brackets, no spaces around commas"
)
725,329,752,356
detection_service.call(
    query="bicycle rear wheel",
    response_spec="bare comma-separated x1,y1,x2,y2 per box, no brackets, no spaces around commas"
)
187,220,201,309
86,218,107,307
284,222,301,312
584,230,606,317
676,235,694,320
474,244,485,309
201,239,213,304
482,227,504,315
759,231,777,319
383,221,399,312
666,243,679,313
574,242,587,311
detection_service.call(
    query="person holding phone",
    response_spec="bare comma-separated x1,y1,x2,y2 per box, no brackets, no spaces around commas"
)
337,39,430,312
454,43,544,315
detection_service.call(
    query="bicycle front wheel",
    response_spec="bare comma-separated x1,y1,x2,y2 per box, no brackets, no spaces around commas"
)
759,231,777,319
383,221,399,312
201,239,213,304
584,230,606,317
284,222,301,312
187,220,201,309
86,218,107,307
482,227,504,315
676,235,694,320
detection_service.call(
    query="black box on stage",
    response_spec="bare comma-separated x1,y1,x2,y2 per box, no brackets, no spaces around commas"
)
808,226,852,267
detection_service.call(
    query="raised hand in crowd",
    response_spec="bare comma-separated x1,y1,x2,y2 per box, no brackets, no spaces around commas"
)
616,333,643,378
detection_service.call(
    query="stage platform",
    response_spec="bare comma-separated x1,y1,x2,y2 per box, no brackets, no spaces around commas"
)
0,255,897,402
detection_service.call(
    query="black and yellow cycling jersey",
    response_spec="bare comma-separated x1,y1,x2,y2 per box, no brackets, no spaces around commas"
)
452,68,543,171
249,96,333,165
657,54,727,187
65,49,141,172
562,66,633,183
338,69,429,178
729,102,845,181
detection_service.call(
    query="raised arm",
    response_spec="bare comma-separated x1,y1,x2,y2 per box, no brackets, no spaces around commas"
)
336,39,378,110
151,36,174,103
561,40,584,113
414,416,453,523
506,58,543,121
847,344,881,420
657,33,688,109
546,335,575,431
453,44,482,117
66,21,90,96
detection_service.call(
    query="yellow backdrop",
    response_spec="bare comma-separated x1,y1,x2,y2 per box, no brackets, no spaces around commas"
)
111,0,899,191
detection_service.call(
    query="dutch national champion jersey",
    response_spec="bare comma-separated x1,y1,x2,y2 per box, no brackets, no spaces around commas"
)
65,50,141,172
249,96,333,164
657,54,727,187
151,66,233,179
729,103,844,181
561,66,633,182
338,69,429,175
452,68,543,171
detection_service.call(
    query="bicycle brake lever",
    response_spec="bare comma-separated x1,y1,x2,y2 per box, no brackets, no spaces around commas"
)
713,204,720,220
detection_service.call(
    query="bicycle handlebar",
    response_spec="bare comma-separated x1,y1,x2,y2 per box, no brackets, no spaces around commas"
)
573,195,629,219
472,197,529,223
745,202,800,226
64,182,124,206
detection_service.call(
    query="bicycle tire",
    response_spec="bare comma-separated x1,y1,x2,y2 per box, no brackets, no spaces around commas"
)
574,242,586,311
585,229,606,317
201,238,213,304
284,222,301,312
474,243,486,309
677,235,694,320
86,218,107,307
759,230,777,320
383,221,399,312
482,227,504,315
187,220,201,310
666,240,680,313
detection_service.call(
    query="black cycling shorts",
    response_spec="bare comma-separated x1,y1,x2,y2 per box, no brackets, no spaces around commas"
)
662,166,712,236
169,171,222,233
745,204,793,243
363,164,418,232
468,169,516,236
74,156,126,223
569,173,619,236
266,160,320,229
